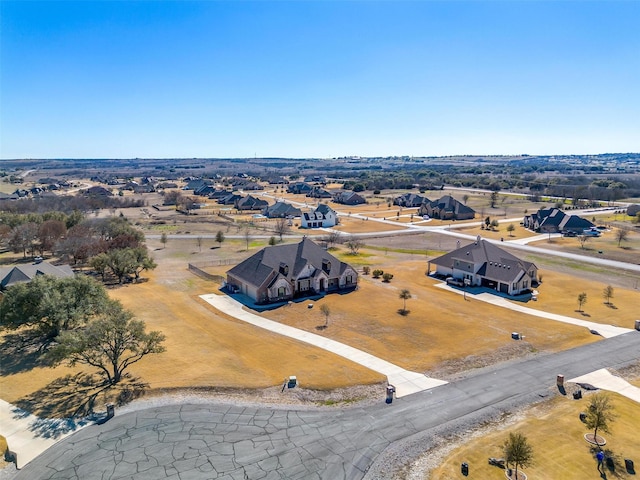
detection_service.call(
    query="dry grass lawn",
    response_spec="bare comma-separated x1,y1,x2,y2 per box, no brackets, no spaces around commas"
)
429,388,640,479
1,230,637,419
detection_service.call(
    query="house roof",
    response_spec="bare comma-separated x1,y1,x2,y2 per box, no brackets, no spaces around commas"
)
334,191,365,204
425,195,475,215
431,237,536,284
227,238,351,290
534,208,594,231
263,202,301,217
395,193,426,206
0,262,74,289
236,195,268,209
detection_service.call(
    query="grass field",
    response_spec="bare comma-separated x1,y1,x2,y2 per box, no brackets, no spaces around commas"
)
429,386,640,479
3,230,638,418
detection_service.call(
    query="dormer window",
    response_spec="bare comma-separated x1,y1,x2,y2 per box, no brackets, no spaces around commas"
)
279,263,289,275
322,259,331,273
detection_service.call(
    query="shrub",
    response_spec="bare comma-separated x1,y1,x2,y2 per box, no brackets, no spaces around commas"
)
382,273,394,282
362,266,370,275
372,269,383,278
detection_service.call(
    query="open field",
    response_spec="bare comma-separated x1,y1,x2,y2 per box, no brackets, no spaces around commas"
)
528,228,640,265
428,384,640,480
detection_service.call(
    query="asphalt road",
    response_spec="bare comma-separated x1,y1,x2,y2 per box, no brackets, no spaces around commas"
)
15,331,639,480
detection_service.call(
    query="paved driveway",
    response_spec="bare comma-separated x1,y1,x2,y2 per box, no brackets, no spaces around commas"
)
15,332,639,480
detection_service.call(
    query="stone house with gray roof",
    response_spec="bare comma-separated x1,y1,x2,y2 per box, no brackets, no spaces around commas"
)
418,195,475,220
523,208,594,234
429,237,538,295
262,201,302,219
226,238,358,304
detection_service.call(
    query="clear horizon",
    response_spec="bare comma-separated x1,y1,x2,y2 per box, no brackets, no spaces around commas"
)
1,1,639,159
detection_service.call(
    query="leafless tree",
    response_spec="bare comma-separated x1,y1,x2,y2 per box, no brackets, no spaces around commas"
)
345,237,363,255
274,217,289,241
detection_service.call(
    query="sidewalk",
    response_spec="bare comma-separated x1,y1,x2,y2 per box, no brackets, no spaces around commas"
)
200,294,448,398
569,369,640,403
0,400,91,469
435,283,633,339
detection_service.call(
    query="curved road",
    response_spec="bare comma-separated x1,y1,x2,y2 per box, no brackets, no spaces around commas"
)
16,332,639,479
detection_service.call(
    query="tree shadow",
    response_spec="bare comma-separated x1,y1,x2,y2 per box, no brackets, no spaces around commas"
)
606,303,618,310
397,309,410,316
588,446,629,479
13,373,149,438
0,332,50,375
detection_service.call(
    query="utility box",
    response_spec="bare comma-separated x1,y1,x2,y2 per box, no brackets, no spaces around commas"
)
287,376,297,388
461,462,469,476
556,374,565,386
386,385,395,404
624,459,634,473
635,320,640,331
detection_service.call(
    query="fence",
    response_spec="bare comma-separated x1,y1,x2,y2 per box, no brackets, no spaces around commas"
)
187,262,229,283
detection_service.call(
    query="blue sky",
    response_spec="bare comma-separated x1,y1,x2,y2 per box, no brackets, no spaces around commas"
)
1,1,639,159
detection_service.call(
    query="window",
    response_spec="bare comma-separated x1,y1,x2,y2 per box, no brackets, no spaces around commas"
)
346,275,353,284
278,286,286,297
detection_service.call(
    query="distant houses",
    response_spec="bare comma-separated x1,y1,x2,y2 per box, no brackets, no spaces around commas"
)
418,195,475,220
226,237,358,304
301,204,338,228
429,237,538,296
523,208,595,234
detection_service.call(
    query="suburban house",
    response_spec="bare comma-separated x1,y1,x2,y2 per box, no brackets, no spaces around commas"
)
394,193,427,207
333,191,366,205
418,195,475,220
627,204,640,217
523,208,595,234
428,237,538,296
217,193,243,205
226,237,358,304
0,261,74,290
262,201,302,219
301,204,338,228
234,195,269,211
287,182,313,195
307,186,333,199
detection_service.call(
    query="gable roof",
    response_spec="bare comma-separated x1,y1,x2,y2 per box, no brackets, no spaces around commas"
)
426,195,475,215
431,238,536,284
0,262,74,289
227,238,351,290
263,202,302,218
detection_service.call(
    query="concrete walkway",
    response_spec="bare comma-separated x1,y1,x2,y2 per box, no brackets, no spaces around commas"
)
569,368,640,403
0,400,92,469
434,283,634,338
200,293,447,398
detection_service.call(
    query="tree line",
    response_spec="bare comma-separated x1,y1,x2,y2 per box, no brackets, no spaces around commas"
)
1,211,156,285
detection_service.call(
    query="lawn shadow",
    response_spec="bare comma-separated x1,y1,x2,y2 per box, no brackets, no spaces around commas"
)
0,332,50,375
588,446,629,479
14,373,149,437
